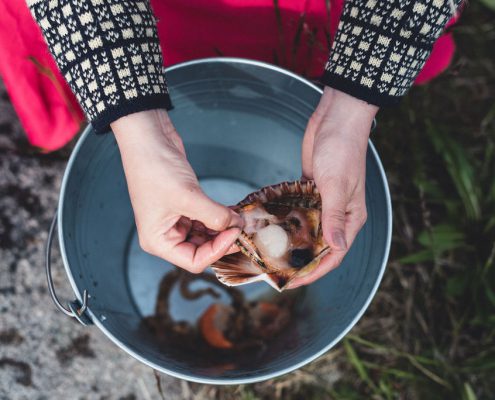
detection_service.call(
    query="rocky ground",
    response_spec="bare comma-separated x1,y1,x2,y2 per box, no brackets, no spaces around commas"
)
0,79,189,400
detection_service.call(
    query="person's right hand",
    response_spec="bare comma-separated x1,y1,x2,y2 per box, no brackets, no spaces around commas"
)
111,109,243,273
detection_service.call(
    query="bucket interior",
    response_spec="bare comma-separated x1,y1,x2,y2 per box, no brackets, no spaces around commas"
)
59,59,391,382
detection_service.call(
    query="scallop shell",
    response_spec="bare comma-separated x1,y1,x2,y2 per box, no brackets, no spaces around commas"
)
212,180,330,291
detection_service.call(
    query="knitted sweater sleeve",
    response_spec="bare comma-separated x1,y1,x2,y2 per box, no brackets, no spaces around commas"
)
27,0,171,134
322,0,462,106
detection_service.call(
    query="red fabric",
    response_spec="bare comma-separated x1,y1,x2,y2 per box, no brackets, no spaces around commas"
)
415,16,458,85
0,1,84,151
151,0,344,78
0,0,457,151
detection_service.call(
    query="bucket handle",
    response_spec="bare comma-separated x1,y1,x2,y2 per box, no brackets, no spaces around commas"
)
45,212,92,326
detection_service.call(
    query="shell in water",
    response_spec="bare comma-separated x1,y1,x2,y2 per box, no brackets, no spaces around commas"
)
212,180,330,291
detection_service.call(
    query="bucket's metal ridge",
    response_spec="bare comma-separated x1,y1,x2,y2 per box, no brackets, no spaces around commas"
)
45,213,92,326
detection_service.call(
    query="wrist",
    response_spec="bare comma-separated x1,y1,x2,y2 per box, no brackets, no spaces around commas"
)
314,87,377,142
112,108,172,137
112,109,175,149
319,87,378,120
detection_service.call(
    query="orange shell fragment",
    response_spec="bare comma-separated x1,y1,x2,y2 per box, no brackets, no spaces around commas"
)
199,304,234,349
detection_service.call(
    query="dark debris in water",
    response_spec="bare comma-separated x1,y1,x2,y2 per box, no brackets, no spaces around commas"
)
142,269,296,364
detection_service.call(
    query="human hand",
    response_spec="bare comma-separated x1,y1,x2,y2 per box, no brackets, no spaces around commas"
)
289,87,378,288
111,109,243,273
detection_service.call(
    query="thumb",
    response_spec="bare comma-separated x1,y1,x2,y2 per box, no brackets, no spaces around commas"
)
180,189,243,232
320,185,348,251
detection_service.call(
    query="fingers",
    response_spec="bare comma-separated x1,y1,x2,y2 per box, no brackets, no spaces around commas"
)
179,188,243,232
319,180,349,251
139,214,241,273
137,184,243,273
225,241,241,255
159,227,242,273
288,205,367,289
287,252,344,289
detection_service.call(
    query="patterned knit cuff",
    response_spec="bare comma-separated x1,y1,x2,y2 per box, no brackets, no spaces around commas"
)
322,0,461,106
27,0,171,131
322,71,400,107
91,93,172,134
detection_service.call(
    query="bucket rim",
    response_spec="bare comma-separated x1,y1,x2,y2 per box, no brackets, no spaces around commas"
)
57,57,392,385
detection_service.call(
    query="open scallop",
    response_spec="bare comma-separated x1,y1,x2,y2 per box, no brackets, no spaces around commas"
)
212,180,330,291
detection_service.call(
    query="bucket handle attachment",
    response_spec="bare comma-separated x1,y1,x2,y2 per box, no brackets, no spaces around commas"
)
45,212,92,326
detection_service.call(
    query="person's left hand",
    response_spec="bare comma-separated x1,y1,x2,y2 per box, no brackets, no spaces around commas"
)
289,87,378,289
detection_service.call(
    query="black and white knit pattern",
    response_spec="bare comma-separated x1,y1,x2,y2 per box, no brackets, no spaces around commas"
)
28,0,462,129
27,0,171,133
322,0,462,106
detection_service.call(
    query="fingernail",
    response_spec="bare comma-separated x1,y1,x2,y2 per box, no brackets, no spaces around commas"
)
226,242,240,254
229,211,244,229
332,230,347,250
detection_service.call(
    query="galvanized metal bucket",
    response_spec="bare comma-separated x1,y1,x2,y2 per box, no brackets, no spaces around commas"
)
46,58,392,384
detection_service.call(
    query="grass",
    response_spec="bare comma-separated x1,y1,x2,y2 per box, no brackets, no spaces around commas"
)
170,1,495,399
